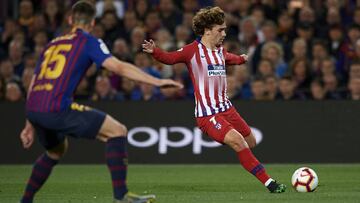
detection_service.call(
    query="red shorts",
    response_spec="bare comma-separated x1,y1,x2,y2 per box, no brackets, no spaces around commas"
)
196,107,251,143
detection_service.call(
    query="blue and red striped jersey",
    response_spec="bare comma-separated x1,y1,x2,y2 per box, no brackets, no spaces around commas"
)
26,29,111,112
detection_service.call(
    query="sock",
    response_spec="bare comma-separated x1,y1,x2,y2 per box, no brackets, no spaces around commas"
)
237,148,271,185
106,137,128,200
21,153,58,203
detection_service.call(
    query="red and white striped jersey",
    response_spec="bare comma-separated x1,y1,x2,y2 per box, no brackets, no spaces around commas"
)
152,39,246,117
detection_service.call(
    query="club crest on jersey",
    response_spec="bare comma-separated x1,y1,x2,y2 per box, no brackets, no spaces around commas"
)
207,64,226,76
210,116,222,130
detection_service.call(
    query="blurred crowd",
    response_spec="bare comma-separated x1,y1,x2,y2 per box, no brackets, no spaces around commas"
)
1,0,360,102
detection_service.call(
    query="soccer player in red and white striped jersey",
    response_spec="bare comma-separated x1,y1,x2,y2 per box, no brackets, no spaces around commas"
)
143,6,286,193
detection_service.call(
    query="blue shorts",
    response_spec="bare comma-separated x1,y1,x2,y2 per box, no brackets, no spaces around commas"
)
26,105,106,150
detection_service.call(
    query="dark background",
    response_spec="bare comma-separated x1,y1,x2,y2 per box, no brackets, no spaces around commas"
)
1,101,359,164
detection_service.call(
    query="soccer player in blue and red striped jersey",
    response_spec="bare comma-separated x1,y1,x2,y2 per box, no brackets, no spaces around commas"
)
19,1,182,203
143,6,286,193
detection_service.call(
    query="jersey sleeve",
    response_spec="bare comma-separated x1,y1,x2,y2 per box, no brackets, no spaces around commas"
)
86,37,112,69
223,49,246,65
152,46,190,65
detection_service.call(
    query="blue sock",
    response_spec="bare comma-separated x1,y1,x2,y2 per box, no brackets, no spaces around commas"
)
21,153,58,203
106,137,128,200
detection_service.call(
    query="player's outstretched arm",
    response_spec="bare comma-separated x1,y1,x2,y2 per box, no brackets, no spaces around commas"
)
225,51,249,65
102,56,183,89
142,39,186,65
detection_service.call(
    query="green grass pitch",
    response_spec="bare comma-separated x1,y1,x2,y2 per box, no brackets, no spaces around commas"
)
1,164,360,203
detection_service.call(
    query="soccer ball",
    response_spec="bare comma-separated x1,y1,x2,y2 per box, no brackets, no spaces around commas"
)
291,167,319,192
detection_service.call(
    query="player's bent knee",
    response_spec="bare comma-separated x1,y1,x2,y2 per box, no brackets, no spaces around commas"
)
245,133,257,148
224,130,249,152
108,122,128,138
47,139,68,160
246,137,256,148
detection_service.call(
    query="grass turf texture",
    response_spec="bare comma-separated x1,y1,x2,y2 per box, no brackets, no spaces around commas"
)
0,164,359,203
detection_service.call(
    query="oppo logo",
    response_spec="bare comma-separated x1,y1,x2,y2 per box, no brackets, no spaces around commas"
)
128,127,263,154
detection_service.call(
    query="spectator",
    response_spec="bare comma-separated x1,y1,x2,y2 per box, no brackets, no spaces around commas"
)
91,23,105,39
181,11,194,31
311,40,330,73
309,79,326,100
264,75,278,100
8,40,25,77
91,75,124,101
158,0,182,34
277,11,296,48
251,20,278,73
21,67,34,94
137,83,162,101
44,0,63,35
3,0,360,102
32,13,48,36
0,59,20,83
327,24,344,57
238,17,259,57
291,38,308,61
74,78,91,100
256,58,275,78
32,30,49,49
119,77,139,100
261,41,287,77
338,24,360,74
296,22,314,44
182,0,199,13
134,52,161,78
349,60,360,79
130,26,146,55
226,74,242,100
154,28,174,51
322,73,344,99
276,75,306,100
171,63,191,99
96,0,125,19
250,77,267,100
144,10,162,39
5,81,24,102
112,38,132,62
119,11,139,43
100,11,121,48
135,0,150,22
18,0,35,35
250,6,266,30
233,64,252,99
174,25,191,49
0,19,20,58
289,57,312,92
347,77,360,100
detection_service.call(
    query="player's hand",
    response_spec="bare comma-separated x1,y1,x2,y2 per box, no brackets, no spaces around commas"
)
159,79,184,89
240,54,248,62
20,121,35,149
142,39,156,53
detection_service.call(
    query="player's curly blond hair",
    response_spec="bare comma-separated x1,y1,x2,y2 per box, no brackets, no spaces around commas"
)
192,6,225,36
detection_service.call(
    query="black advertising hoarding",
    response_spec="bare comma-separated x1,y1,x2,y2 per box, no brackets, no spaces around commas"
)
1,101,360,164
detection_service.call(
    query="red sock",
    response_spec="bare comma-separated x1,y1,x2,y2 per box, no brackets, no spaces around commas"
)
237,148,270,185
